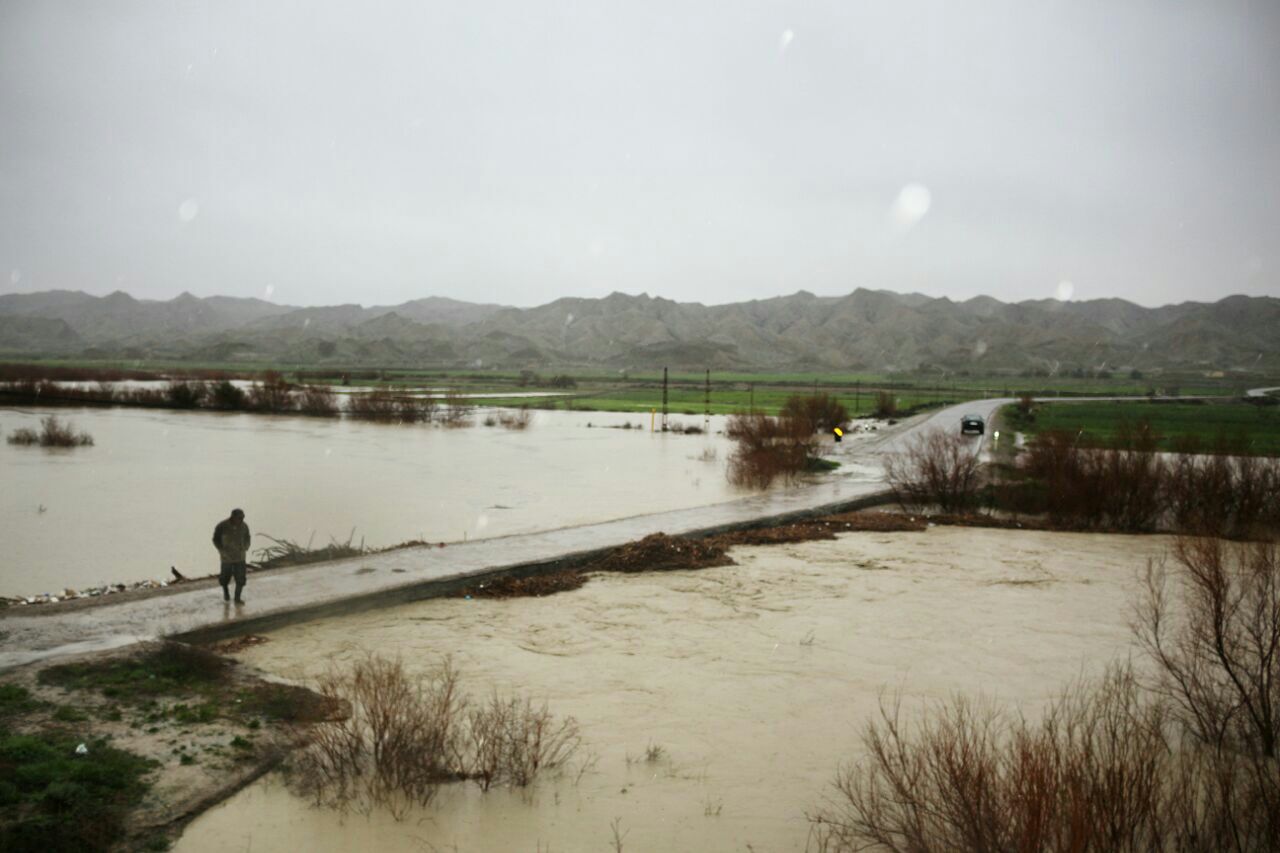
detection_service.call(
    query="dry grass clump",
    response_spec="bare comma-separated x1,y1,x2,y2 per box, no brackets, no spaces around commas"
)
289,655,580,817
254,531,368,569
7,415,93,447
884,429,982,512
588,533,734,573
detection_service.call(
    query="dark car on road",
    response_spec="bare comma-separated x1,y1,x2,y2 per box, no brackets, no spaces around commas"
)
960,414,985,435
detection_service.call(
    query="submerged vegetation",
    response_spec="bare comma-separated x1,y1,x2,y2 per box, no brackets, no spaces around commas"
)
887,418,1280,538
289,654,580,817
725,393,849,488
6,415,93,448
810,537,1280,852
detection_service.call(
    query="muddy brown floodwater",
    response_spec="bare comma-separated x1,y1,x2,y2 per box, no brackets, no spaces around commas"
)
1,407,889,597
175,527,1172,853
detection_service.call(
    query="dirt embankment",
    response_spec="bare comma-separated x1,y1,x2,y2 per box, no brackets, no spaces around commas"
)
0,641,340,850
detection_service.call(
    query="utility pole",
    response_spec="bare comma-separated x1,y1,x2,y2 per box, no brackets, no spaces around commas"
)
855,380,860,415
749,382,755,413
661,366,669,432
704,369,711,430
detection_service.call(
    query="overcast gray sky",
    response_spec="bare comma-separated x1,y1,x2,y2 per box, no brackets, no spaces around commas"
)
2,1,1278,309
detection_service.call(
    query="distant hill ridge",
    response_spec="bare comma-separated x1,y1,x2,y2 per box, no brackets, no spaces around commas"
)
0,287,1277,372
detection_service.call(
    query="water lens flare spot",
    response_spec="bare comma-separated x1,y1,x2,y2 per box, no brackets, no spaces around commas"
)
10,269,21,284
264,284,275,298
1056,280,1075,301
890,183,931,228
779,29,795,54
178,198,199,222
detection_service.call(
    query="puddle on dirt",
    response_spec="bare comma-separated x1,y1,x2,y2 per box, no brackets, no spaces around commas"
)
175,527,1172,853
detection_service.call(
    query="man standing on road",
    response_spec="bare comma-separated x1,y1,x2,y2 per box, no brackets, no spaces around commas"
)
212,508,251,604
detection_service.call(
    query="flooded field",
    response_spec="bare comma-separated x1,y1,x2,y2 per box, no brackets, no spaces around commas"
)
176,526,1171,853
1,406,867,597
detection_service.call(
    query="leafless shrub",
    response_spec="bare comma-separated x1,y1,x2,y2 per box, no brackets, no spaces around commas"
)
210,380,246,410
884,429,982,512
297,384,339,417
440,389,474,428
346,389,433,423
398,394,435,423
609,817,628,853
810,665,1280,853
781,392,849,434
346,389,399,420
497,407,532,430
1136,538,1280,760
811,538,1280,853
726,412,814,488
1167,448,1280,539
289,655,467,816
872,390,897,418
466,693,581,790
246,371,298,413
290,654,580,817
1009,423,1277,536
165,379,209,408
1015,423,1166,531
7,415,94,447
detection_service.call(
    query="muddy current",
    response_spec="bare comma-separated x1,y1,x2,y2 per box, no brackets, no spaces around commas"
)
176,527,1172,852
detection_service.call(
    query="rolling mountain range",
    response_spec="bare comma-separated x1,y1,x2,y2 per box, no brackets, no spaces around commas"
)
0,288,1277,373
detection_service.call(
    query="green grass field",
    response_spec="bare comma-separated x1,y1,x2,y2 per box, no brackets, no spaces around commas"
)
1003,400,1280,456
7,358,1276,419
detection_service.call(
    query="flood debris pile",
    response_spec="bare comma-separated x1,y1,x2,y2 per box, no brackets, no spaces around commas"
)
588,532,735,573
450,569,588,599
708,511,928,547
449,512,931,601
2,578,177,608
254,531,368,570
